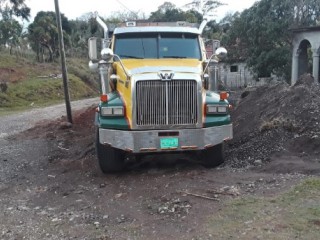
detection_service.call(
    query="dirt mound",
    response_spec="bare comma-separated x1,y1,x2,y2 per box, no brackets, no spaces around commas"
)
227,75,320,169
294,73,315,86
19,106,97,169
0,67,24,83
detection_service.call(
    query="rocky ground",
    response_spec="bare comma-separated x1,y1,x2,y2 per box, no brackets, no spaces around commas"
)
0,76,320,239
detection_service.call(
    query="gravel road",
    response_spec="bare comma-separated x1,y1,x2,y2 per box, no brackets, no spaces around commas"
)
0,98,99,138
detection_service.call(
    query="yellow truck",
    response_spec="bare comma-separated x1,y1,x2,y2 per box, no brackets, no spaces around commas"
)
88,15,233,173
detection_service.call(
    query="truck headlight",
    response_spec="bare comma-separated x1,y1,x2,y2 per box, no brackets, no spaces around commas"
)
206,105,228,114
207,105,218,113
101,107,124,116
217,106,228,113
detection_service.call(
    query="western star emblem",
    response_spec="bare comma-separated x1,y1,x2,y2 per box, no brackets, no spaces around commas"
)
159,72,174,81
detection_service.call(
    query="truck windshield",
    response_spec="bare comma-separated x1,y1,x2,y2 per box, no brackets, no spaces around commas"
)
114,32,201,60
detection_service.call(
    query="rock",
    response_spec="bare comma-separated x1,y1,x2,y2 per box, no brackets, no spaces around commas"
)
17,206,30,211
254,160,262,165
115,193,124,198
59,122,73,130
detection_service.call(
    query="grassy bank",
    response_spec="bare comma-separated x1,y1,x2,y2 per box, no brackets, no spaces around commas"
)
0,52,99,114
207,178,320,239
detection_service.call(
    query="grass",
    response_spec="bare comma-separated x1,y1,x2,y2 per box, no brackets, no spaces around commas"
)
0,51,99,113
206,178,320,240
260,117,297,132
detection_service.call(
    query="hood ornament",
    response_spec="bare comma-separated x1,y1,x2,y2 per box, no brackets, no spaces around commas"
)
158,72,174,81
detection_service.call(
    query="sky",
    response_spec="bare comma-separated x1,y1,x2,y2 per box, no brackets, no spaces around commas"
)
25,0,257,22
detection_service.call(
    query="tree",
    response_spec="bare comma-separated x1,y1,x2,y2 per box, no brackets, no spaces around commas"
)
221,0,320,81
149,2,202,23
28,11,71,62
0,0,30,20
68,19,95,58
184,0,224,16
109,10,146,21
0,6,23,54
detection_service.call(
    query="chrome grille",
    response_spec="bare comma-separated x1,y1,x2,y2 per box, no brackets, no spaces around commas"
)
136,80,198,126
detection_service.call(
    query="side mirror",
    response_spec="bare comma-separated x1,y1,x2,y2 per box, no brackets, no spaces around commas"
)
88,37,98,61
203,47,228,76
215,47,227,60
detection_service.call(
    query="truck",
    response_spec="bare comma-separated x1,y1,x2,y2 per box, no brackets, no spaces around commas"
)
88,14,233,173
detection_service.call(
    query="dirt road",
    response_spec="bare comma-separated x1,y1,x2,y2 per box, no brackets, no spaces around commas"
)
0,98,99,138
1,92,319,240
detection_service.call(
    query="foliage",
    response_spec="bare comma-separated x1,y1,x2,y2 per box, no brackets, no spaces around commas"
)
149,1,224,39
68,19,92,58
207,178,320,239
149,2,202,23
0,7,23,52
28,11,71,62
109,10,146,22
0,52,97,111
184,0,224,16
0,0,30,20
221,0,320,81
0,75,96,109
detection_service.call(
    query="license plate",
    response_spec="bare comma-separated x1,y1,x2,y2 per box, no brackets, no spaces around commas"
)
160,138,179,149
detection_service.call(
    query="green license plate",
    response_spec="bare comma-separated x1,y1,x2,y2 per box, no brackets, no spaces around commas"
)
160,138,179,149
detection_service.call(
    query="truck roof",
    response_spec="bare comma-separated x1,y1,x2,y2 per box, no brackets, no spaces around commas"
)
113,21,201,35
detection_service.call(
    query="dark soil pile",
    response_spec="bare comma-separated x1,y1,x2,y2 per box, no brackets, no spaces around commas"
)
19,106,97,168
227,75,320,168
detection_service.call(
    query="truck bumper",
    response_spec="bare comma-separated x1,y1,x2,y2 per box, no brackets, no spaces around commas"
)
99,124,233,153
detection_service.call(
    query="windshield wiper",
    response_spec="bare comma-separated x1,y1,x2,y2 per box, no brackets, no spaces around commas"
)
163,56,187,59
119,55,143,59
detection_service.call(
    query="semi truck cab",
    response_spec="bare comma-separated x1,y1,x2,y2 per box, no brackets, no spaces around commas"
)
88,16,232,173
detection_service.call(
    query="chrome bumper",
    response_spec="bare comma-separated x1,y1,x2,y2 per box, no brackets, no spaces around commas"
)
99,124,233,153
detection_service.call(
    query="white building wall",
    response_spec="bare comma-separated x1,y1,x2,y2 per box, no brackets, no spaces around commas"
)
216,62,270,89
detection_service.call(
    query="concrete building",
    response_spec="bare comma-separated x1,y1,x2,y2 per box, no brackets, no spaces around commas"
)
208,62,271,90
291,26,320,85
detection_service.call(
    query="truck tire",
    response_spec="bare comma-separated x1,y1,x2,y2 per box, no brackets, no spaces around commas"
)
96,129,125,173
200,143,225,168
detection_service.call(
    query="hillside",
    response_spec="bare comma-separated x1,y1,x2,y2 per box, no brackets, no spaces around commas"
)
0,52,99,114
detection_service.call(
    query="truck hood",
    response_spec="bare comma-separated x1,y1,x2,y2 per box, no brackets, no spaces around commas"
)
118,59,203,75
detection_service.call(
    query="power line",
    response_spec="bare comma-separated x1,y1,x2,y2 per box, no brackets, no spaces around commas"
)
115,0,137,15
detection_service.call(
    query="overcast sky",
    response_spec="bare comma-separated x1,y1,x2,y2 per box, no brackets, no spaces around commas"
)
25,0,257,22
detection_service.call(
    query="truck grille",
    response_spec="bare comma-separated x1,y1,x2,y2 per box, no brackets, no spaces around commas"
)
136,80,198,127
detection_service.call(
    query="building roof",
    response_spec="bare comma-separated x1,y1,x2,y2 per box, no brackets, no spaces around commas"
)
290,25,320,33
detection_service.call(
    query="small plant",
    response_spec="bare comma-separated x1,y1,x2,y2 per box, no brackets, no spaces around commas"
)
260,117,296,132
0,82,8,93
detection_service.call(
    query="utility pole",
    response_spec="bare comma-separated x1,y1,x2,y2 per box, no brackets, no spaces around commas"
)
54,0,73,123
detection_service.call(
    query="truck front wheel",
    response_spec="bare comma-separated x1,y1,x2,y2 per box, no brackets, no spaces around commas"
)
96,129,125,173
200,143,225,168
